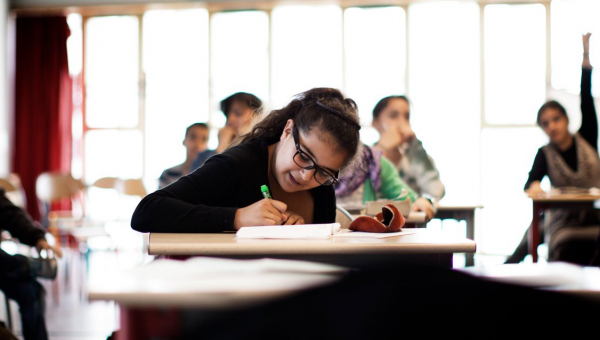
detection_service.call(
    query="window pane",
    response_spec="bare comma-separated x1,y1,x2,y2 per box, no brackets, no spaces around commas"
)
408,1,481,204
66,13,82,76
484,4,546,125
85,16,139,128
84,130,143,185
143,9,209,182
344,6,406,127
271,5,343,108
211,11,269,130
480,127,548,255
551,0,600,96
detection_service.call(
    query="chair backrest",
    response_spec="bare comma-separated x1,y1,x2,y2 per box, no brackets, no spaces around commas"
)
335,205,354,229
0,173,27,208
117,179,147,198
92,177,119,189
35,172,86,223
35,172,78,204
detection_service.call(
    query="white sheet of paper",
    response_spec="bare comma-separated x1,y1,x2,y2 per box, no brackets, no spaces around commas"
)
333,229,415,238
236,223,341,239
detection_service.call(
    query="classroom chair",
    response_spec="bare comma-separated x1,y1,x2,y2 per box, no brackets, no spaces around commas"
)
0,174,26,209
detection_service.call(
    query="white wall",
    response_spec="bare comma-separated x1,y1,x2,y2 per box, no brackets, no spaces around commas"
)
0,0,9,174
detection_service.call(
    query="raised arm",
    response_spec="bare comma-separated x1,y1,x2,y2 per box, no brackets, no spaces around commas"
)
579,33,597,150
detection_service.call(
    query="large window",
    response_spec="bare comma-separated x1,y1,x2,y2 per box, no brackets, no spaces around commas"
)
210,10,270,135
344,6,406,129
271,5,343,108
84,16,141,185
408,1,481,205
484,4,546,125
143,9,209,180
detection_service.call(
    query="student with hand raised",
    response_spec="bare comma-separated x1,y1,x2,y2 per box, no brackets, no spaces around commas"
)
507,33,599,264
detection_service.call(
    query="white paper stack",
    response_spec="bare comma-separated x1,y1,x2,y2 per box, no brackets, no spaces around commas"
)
236,223,341,239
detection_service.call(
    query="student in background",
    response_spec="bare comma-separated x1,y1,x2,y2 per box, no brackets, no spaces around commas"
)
335,143,436,222
132,88,361,232
191,92,263,169
371,95,445,203
0,189,62,340
158,123,209,189
506,33,598,264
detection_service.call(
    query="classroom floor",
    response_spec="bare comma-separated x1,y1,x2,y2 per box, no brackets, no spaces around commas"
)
3,240,509,340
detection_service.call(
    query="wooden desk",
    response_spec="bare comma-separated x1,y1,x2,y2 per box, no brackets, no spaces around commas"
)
529,194,600,262
148,229,476,269
434,205,483,266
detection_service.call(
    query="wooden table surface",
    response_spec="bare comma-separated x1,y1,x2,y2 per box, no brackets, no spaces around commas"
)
148,229,476,256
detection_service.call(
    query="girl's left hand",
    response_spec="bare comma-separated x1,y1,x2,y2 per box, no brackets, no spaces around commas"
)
411,198,435,223
282,211,305,225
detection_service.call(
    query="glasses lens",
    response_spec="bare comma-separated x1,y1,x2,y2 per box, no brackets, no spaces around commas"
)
293,151,314,168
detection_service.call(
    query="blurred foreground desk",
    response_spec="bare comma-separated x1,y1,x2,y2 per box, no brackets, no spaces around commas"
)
89,257,344,340
529,193,600,262
148,229,476,269
459,262,600,301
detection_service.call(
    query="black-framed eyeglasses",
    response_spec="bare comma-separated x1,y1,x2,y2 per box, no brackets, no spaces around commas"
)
292,126,339,186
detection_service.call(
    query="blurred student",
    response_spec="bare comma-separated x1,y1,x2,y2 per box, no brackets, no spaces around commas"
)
132,88,361,233
191,92,263,170
506,33,598,264
335,143,436,222
158,123,209,189
0,189,62,340
372,95,445,203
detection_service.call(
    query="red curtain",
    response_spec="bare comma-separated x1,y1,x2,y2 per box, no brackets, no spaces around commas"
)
11,16,72,221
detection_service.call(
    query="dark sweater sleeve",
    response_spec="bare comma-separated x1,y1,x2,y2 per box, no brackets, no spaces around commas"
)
524,149,547,190
131,154,242,233
579,67,597,150
0,190,46,246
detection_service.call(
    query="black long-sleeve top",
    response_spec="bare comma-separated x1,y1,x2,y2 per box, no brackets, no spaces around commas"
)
1,189,46,269
131,138,336,233
525,68,597,190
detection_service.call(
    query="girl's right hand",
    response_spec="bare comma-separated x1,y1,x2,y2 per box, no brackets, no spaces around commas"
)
378,124,403,151
234,198,288,229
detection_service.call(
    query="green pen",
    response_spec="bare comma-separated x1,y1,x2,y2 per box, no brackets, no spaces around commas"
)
261,185,272,199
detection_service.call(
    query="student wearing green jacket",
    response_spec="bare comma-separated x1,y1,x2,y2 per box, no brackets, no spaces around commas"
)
335,144,435,222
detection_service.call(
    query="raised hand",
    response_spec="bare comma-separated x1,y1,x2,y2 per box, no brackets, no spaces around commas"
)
378,123,404,151
583,32,592,53
216,126,237,153
234,198,288,229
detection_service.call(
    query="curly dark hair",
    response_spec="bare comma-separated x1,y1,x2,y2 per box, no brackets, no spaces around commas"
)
236,88,362,169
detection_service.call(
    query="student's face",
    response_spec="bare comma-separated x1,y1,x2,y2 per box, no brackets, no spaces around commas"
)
275,120,346,193
539,109,569,144
225,101,255,134
183,126,209,156
373,98,412,133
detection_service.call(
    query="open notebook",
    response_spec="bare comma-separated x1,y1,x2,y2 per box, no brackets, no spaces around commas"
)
236,223,341,239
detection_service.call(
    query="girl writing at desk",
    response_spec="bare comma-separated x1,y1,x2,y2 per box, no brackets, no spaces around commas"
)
131,88,361,232
507,33,599,264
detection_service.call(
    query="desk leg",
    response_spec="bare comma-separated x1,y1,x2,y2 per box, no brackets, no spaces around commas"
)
529,203,543,263
465,211,475,267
